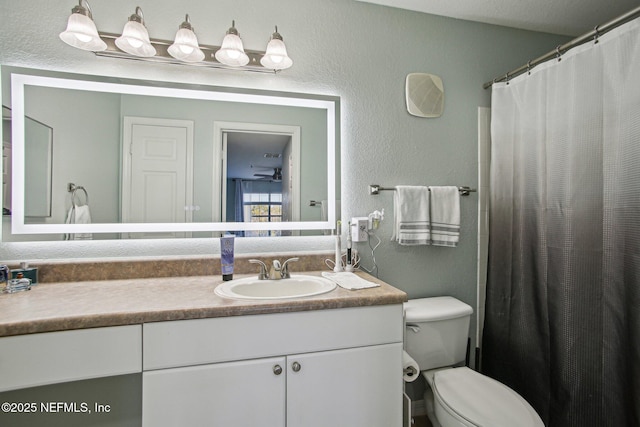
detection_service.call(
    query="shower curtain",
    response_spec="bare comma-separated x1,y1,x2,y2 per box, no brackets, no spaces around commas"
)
482,18,640,427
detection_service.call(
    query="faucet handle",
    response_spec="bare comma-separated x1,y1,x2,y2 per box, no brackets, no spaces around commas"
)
281,257,300,279
249,259,268,280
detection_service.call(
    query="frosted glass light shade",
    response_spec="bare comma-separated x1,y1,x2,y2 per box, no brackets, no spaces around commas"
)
214,26,249,67
59,7,106,51
115,20,156,57
168,28,204,62
261,38,293,70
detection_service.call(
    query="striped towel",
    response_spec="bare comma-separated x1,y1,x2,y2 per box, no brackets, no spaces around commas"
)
392,186,431,245
429,186,460,247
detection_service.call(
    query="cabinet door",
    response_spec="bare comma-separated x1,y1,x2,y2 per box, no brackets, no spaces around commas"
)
287,343,403,427
143,357,285,427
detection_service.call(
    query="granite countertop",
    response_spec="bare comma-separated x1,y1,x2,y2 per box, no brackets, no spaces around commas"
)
0,271,407,337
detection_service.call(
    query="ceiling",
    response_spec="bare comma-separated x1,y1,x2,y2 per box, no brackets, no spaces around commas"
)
226,132,290,181
357,0,639,36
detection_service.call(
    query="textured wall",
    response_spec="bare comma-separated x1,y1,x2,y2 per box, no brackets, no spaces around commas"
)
0,1,567,317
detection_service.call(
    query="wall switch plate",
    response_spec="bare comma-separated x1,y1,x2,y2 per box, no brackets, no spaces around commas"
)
351,217,369,242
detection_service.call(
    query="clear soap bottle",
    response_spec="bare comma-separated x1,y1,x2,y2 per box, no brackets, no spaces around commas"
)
6,272,32,293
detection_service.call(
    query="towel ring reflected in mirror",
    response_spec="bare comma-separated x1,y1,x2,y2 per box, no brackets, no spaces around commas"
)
68,182,89,206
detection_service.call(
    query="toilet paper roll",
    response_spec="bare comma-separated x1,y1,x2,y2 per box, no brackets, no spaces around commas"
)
402,351,420,382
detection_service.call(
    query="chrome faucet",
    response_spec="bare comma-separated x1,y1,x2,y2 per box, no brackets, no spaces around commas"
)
249,257,300,280
270,260,282,280
280,257,299,279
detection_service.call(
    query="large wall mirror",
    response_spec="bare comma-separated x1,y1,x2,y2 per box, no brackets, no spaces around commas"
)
1,67,340,241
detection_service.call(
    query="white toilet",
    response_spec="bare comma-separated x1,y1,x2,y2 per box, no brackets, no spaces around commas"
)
404,296,544,427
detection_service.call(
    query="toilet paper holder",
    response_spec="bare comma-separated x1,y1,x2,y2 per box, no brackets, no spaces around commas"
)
402,350,420,383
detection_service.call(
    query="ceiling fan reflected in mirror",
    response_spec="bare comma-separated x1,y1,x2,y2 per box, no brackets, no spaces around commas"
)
253,167,282,181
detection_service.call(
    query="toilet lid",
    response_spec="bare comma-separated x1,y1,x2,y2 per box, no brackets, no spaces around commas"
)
432,367,544,427
404,296,473,322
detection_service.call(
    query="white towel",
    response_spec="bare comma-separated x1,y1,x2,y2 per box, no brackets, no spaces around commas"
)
428,186,460,247
65,204,93,240
321,272,380,290
392,185,431,245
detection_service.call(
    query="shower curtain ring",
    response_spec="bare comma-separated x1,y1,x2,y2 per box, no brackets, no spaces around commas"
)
527,60,532,75
594,25,600,44
556,46,562,61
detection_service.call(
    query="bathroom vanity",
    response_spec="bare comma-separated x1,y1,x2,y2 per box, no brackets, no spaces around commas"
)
0,270,406,426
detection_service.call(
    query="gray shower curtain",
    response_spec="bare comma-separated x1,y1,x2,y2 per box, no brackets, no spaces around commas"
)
482,18,640,427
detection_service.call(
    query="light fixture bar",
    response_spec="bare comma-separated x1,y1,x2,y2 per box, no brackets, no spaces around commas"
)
95,32,278,73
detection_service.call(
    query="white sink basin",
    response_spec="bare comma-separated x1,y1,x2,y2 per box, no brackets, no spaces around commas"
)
214,274,337,300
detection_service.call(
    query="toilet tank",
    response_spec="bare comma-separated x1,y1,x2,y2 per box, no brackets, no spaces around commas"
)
404,297,473,370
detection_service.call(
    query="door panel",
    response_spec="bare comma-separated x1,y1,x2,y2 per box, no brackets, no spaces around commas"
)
122,118,194,238
287,343,403,427
143,357,286,427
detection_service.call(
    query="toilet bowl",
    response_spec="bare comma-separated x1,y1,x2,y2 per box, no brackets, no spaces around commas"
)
404,297,543,427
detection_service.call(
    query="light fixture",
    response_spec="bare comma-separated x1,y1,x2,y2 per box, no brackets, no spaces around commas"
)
214,21,250,67
167,14,205,63
260,26,293,70
115,6,156,57
59,4,294,72
59,0,106,51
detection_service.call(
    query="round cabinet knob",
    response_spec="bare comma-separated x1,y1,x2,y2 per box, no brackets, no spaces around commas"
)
273,365,283,375
292,361,301,372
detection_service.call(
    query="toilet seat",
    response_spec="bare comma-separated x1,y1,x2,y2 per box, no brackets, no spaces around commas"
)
430,367,544,427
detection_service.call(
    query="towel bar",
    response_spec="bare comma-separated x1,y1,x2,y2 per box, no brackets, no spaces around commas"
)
369,185,476,196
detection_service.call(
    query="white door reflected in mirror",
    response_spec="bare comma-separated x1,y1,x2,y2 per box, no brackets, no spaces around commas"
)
122,117,194,239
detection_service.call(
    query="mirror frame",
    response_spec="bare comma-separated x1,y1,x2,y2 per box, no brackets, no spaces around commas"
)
8,69,339,236
2,106,54,219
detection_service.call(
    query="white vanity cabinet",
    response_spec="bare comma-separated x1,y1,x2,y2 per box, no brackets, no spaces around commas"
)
142,305,403,427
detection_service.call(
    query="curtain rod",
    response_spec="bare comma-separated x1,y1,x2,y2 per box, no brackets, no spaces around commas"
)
483,5,640,89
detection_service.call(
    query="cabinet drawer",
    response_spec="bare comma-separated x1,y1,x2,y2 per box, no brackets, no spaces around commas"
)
144,304,403,370
0,325,142,392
